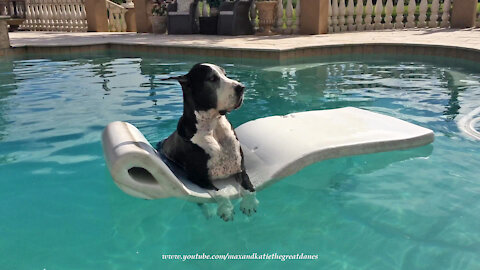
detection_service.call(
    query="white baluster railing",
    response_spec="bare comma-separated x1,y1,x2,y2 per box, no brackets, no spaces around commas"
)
394,0,404,29
285,0,293,34
294,0,300,34
428,0,439,28
373,0,383,30
332,0,339,32
25,2,33,30
106,0,126,32
338,0,346,31
248,0,302,35
274,0,283,33
354,0,363,31
253,0,456,35
405,0,416,28
346,0,354,31
326,0,453,33
440,0,451,28
0,1,25,18
417,0,427,28
384,0,393,29
46,1,53,30
71,0,80,31
80,0,87,30
21,0,87,32
364,0,373,30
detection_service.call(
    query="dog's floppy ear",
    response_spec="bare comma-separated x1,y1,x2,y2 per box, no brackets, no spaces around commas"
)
161,75,189,85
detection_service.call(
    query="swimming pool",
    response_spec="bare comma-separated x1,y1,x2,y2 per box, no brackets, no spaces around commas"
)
1,52,479,269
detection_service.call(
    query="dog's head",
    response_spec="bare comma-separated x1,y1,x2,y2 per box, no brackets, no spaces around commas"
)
164,63,245,115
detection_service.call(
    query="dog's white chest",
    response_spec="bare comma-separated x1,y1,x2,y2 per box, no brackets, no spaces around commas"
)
191,113,243,179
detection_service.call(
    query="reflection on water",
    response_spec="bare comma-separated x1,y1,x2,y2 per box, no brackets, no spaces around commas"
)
260,58,480,134
0,61,18,163
0,54,479,169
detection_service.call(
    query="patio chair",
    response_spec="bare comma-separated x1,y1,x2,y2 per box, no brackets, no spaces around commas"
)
167,0,200,34
217,0,254,35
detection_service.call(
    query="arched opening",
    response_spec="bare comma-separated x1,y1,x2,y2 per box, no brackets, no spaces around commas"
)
127,167,157,184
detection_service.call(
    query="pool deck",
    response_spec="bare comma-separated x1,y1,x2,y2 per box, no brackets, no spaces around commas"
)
5,29,480,61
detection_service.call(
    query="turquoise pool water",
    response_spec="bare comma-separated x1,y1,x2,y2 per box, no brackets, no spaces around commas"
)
1,53,479,269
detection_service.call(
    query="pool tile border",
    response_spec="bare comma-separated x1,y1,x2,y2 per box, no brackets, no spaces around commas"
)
2,41,480,64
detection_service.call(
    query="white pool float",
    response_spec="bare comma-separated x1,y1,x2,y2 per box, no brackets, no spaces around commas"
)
102,107,434,203
457,106,480,140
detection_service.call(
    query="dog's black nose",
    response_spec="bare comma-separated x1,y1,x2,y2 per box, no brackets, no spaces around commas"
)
235,84,245,94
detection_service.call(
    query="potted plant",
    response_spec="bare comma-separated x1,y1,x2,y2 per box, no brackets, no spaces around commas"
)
151,0,168,34
207,0,222,16
255,0,277,35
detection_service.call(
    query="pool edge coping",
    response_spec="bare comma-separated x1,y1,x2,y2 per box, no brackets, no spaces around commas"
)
2,38,480,63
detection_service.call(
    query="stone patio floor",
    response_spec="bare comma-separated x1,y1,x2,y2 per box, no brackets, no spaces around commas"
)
8,28,480,52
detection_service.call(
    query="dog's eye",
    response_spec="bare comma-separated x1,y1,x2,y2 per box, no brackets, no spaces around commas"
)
209,76,218,82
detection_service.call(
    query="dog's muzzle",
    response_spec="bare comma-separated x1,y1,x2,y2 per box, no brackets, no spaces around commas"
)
234,84,245,109
235,84,245,95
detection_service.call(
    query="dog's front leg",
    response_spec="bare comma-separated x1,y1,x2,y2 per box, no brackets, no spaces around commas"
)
205,189,235,222
197,203,215,219
236,172,259,216
216,195,235,222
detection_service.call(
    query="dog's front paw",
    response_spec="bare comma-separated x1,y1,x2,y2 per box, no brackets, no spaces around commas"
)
217,197,235,222
240,191,259,217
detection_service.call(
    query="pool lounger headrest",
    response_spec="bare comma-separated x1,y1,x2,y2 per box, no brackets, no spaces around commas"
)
102,107,434,202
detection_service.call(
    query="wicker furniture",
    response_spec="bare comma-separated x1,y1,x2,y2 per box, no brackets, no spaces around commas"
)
167,0,200,34
217,0,254,35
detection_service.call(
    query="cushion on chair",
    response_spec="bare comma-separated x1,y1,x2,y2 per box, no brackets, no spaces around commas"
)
176,0,193,13
219,11,234,15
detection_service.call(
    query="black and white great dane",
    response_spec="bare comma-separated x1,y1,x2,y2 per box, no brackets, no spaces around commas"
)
159,63,258,221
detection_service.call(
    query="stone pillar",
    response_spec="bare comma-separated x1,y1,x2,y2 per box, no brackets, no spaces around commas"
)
85,0,109,32
451,0,477,28
134,0,152,33
0,16,10,50
300,0,328,34
124,7,137,32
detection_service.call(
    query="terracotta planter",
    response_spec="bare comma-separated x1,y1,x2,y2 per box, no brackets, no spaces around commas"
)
151,15,167,34
255,1,277,35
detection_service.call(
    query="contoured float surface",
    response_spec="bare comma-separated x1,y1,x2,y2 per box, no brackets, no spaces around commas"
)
102,107,434,202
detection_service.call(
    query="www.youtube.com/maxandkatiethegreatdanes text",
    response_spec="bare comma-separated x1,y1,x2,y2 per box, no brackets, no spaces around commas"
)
162,253,319,261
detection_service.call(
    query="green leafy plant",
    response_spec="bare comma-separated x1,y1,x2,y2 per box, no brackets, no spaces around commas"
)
152,0,168,16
